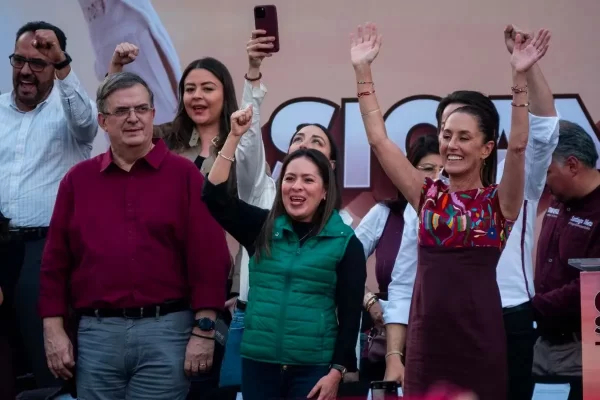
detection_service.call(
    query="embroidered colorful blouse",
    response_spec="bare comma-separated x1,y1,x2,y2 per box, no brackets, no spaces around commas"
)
419,178,514,249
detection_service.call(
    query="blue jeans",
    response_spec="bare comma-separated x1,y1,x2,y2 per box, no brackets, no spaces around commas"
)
219,308,245,387
76,311,192,400
241,358,329,400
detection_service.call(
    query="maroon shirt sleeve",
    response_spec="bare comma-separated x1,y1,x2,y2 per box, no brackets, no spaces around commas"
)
38,174,75,318
533,228,600,318
185,168,230,310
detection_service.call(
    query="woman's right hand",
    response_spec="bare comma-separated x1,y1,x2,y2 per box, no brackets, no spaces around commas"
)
350,23,383,68
247,29,275,69
368,300,384,327
230,105,254,137
384,355,405,386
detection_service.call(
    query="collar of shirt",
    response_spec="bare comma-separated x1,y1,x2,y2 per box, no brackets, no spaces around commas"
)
100,138,169,172
562,183,600,211
7,86,54,113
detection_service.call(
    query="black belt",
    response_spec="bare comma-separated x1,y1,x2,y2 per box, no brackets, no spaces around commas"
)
236,299,247,311
78,299,189,319
502,300,532,315
8,226,49,241
540,331,582,345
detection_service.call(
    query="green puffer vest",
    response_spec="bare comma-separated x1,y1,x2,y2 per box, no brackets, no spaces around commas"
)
241,211,354,365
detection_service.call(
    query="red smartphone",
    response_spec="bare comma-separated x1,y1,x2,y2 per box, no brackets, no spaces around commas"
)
254,5,280,53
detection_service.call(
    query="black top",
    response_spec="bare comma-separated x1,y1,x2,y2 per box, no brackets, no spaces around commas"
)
202,179,366,371
194,155,206,170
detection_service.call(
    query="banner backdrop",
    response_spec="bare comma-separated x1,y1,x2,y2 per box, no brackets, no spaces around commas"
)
2,0,600,289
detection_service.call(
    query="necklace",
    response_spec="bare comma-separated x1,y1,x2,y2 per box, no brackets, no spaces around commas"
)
299,227,314,242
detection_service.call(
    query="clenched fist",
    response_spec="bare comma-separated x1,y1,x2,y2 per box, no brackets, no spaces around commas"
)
32,29,65,64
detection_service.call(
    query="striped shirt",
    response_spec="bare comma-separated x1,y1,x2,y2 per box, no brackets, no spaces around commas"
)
0,70,98,227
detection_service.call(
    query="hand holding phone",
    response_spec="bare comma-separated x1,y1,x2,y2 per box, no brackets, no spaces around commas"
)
253,5,280,52
371,380,399,400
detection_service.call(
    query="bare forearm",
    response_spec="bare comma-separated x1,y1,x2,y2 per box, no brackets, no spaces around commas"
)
108,63,124,75
207,134,242,185
499,71,529,220
527,64,556,117
385,323,407,353
43,316,65,332
354,65,422,209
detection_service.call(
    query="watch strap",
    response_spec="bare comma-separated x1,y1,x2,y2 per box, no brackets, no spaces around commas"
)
53,52,72,70
330,363,346,378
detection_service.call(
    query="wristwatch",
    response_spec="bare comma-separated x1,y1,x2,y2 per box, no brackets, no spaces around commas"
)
195,317,216,332
330,364,347,379
53,52,72,70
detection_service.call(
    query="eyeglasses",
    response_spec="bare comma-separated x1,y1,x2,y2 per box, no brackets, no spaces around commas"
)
103,104,154,118
9,54,49,72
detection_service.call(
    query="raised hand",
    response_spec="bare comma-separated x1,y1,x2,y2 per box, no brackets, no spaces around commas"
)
350,23,382,67
111,42,139,67
32,29,65,64
504,24,532,54
510,29,551,73
229,105,253,137
247,29,275,68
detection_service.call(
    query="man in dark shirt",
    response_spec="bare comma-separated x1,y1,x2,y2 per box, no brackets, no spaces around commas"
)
533,120,600,388
38,72,231,400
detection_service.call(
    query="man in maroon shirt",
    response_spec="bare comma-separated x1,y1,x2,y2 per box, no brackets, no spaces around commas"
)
533,120,600,390
38,72,231,400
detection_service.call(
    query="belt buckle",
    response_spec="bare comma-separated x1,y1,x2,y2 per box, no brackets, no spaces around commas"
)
123,307,144,319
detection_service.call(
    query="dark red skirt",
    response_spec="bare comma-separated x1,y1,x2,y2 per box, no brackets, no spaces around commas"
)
403,246,507,400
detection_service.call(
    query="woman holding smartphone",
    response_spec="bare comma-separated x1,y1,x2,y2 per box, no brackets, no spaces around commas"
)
202,108,366,400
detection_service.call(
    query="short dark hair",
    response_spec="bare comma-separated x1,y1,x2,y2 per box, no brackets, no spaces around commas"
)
16,21,67,51
96,72,154,114
554,120,599,168
254,149,338,261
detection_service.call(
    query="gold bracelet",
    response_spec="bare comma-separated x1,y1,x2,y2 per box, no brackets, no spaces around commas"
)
365,296,378,311
363,293,377,308
385,351,403,359
361,108,381,117
217,151,235,162
511,102,530,108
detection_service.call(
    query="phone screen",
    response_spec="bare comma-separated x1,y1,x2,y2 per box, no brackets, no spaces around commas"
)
370,381,399,400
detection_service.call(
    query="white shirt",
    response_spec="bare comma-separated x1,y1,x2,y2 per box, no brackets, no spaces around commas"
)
0,71,98,227
355,201,419,325
496,114,559,307
363,113,559,324
234,81,275,302
78,0,181,125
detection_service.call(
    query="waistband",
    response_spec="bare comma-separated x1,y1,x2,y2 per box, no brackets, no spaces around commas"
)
236,299,247,311
78,299,189,319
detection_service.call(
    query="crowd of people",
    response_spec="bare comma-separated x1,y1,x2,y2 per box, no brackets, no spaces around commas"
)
0,16,599,400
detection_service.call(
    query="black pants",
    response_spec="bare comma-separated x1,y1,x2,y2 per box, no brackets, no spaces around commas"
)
503,301,535,400
11,238,61,389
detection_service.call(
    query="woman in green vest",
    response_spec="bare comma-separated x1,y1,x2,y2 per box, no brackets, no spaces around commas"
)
202,108,367,400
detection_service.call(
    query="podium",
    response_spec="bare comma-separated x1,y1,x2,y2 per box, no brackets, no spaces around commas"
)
570,258,600,400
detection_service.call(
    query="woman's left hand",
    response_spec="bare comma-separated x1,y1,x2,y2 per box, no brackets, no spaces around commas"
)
510,29,550,73
307,370,341,400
